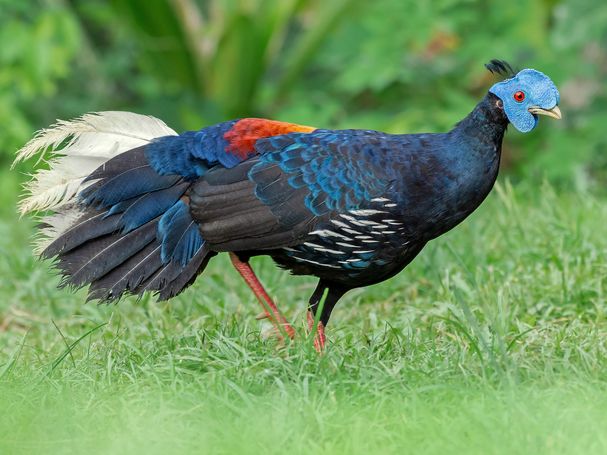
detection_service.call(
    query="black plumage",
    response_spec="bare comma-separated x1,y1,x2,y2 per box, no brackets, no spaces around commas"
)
17,62,562,350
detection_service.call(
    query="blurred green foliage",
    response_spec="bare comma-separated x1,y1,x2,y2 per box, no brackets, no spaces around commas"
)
2,0,606,186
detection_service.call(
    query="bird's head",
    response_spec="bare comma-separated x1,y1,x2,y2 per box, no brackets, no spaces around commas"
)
486,60,561,133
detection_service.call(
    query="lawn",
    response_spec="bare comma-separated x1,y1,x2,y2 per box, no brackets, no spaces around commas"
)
1,170,607,455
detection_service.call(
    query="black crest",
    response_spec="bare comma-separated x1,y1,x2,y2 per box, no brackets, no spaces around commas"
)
484,59,516,78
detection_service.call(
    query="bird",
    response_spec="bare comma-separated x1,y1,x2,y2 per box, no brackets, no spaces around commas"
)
15,60,561,351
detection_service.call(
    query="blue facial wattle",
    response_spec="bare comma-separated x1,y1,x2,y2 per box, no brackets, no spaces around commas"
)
489,69,560,133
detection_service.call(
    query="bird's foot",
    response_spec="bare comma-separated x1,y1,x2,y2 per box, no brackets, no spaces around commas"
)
307,311,326,353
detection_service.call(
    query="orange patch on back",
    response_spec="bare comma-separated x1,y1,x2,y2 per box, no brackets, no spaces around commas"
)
224,118,316,160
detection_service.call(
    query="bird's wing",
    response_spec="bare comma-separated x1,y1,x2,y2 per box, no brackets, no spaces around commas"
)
190,130,405,252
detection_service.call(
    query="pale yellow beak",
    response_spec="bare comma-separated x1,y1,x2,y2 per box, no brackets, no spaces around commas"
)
528,105,562,120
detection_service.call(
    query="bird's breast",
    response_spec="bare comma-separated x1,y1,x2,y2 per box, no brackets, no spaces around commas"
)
405,142,501,239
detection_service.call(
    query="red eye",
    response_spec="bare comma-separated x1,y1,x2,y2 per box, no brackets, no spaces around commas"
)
513,91,525,102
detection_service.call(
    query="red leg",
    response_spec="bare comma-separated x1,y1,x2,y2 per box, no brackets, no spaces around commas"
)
307,311,326,353
229,253,295,340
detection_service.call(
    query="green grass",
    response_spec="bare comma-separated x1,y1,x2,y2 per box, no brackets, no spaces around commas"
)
1,172,607,454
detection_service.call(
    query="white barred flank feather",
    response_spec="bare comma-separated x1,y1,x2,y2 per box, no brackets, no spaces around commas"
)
15,111,177,254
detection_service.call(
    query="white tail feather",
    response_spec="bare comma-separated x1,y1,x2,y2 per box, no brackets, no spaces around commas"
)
15,111,177,254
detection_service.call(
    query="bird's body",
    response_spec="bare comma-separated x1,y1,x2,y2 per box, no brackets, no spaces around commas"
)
197,93,506,284
15,61,561,350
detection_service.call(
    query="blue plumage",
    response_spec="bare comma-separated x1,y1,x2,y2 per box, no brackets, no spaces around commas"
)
251,131,403,217
173,223,204,266
120,183,189,233
37,61,562,336
144,120,240,179
81,167,180,207
158,200,204,266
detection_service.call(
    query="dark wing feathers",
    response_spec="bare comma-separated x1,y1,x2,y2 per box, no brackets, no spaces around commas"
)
48,142,207,302
84,146,147,182
58,217,159,288
81,165,181,207
140,245,214,301
120,182,190,233
87,242,163,301
190,131,404,251
43,211,121,258
253,132,403,215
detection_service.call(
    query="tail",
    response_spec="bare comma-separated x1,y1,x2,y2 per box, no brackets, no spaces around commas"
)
15,112,213,301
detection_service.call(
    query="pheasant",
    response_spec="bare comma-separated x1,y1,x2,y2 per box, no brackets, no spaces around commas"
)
15,60,561,351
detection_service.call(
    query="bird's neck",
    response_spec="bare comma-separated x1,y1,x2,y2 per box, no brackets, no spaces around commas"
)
413,93,509,240
452,93,509,149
